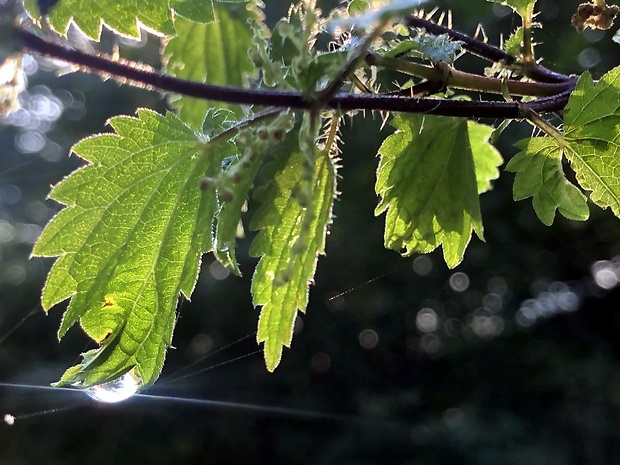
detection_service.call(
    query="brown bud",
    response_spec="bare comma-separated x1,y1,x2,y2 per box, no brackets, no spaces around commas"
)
199,177,216,191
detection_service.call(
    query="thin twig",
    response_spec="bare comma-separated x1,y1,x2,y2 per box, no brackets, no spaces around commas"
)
405,16,570,83
367,52,574,97
16,28,573,119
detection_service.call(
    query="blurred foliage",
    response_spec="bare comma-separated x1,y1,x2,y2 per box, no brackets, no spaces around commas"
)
1,0,620,464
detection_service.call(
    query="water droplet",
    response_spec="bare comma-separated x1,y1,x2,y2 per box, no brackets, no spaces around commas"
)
84,371,142,404
4,414,15,426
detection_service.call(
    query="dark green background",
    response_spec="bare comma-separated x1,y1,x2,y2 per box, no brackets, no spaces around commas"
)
1,1,620,463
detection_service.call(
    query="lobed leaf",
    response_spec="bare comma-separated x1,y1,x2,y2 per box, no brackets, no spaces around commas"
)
563,67,620,217
376,115,501,268
33,109,236,388
506,137,589,225
23,0,249,40
250,133,337,371
503,27,524,56
469,121,504,194
24,0,175,40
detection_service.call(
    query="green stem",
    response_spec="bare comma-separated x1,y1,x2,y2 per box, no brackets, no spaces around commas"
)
521,4,536,65
321,113,341,157
210,108,281,145
367,53,573,97
518,103,565,147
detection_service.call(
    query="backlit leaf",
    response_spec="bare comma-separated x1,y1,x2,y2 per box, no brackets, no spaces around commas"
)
469,121,503,194
563,67,620,216
250,133,337,371
506,137,589,225
33,109,236,388
163,4,256,128
375,115,499,268
24,0,174,40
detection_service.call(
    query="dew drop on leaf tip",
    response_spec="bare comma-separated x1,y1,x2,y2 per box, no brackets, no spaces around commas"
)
84,370,142,404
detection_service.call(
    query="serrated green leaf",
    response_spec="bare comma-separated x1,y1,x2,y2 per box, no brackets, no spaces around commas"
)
504,27,524,56
469,121,504,194
376,115,497,268
506,137,589,225
250,135,336,371
562,67,620,216
164,4,256,128
32,109,236,388
486,0,536,17
24,0,174,40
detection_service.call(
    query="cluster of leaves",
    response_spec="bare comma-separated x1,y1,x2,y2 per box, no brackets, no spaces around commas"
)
4,0,620,390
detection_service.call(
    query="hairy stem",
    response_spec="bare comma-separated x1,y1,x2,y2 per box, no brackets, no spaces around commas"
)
521,4,536,65
518,103,566,146
210,108,282,144
16,28,572,119
367,53,573,97
405,16,570,83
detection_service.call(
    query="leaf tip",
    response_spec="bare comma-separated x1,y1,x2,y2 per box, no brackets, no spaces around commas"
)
263,343,282,372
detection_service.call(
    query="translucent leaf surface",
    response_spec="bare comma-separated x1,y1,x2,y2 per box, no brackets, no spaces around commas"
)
23,0,248,40
32,109,235,387
469,121,503,194
504,27,524,56
563,67,620,216
24,0,175,40
250,135,337,371
506,137,589,225
172,0,215,24
163,4,256,128
375,115,500,268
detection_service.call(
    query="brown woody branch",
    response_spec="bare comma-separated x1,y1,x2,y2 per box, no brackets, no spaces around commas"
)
16,28,574,120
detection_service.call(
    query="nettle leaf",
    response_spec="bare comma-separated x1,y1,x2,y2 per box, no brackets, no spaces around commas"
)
32,109,235,388
24,0,174,40
164,4,256,129
506,137,589,225
250,133,337,371
376,115,501,268
24,0,249,40
504,27,524,56
563,67,620,216
469,121,504,194
486,0,536,17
